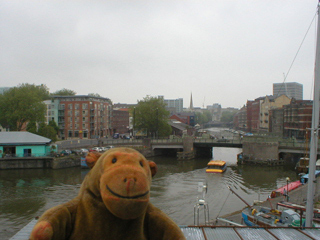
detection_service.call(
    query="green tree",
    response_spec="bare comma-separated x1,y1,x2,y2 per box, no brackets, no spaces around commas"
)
88,93,102,97
220,111,235,123
195,110,212,125
131,96,171,138
26,121,37,134
38,123,57,142
51,88,76,96
0,84,48,131
48,120,59,135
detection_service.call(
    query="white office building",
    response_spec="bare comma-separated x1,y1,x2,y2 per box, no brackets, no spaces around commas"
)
273,82,303,100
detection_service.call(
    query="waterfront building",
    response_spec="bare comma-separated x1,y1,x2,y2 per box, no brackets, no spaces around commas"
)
45,95,112,140
168,119,195,136
246,97,264,133
112,109,130,136
233,105,247,131
170,112,195,127
269,108,284,137
273,82,303,100
283,99,313,139
259,95,291,132
0,131,54,157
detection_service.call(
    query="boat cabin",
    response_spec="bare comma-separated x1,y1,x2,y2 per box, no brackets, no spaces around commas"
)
206,160,227,173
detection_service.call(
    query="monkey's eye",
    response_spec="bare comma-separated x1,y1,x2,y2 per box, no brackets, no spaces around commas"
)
112,158,117,163
139,161,143,167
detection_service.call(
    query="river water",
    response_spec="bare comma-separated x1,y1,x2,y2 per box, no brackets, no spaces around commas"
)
0,147,299,239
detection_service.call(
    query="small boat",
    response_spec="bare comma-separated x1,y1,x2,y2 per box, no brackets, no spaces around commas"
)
270,180,302,198
206,160,226,173
81,156,89,168
242,205,303,227
277,201,320,223
295,157,309,173
228,186,307,227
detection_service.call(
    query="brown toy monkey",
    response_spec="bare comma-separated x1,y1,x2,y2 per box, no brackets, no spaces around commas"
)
29,147,186,240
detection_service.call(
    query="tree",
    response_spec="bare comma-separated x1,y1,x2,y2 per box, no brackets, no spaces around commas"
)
195,110,212,125
26,121,37,134
0,84,48,131
51,88,76,96
48,120,59,136
88,93,102,97
26,121,58,142
131,96,171,137
220,111,235,123
38,123,57,142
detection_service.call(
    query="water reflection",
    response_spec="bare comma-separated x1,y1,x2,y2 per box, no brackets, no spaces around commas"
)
0,168,84,239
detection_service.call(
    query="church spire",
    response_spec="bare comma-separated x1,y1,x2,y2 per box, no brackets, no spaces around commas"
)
189,92,194,110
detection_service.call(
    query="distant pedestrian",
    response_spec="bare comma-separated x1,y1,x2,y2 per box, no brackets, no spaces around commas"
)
283,189,287,200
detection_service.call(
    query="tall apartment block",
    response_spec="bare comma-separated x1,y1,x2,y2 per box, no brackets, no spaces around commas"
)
44,95,112,140
158,96,183,114
273,82,303,100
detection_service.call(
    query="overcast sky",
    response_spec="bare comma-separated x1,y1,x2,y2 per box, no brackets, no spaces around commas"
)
1,1,319,109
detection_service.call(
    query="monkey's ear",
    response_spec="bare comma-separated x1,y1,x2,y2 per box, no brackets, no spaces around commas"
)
85,152,102,169
148,161,157,177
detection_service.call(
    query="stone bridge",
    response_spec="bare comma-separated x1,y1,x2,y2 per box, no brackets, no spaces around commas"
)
56,137,317,161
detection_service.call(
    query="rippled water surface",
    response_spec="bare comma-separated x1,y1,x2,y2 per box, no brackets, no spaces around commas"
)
0,147,298,239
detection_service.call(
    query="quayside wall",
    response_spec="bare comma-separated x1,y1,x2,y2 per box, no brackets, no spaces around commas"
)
0,156,80,170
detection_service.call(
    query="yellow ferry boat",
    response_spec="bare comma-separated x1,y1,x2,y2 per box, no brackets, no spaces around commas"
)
206,160,227,173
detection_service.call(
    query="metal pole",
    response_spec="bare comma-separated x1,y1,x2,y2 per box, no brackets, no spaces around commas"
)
228,186,251,208
306,2,320,227
133,107,135,139
286,177,290,202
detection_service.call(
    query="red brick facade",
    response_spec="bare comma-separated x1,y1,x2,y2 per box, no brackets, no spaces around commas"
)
55,96,112,139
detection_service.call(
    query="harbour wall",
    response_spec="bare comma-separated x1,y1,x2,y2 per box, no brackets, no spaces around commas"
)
0,156,81,170
242,141,279,161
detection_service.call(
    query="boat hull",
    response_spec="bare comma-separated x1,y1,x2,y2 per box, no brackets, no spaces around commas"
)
206,160,227,173
206,165,226,173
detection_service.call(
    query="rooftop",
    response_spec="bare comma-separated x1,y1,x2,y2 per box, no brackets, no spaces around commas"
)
0,132,51,145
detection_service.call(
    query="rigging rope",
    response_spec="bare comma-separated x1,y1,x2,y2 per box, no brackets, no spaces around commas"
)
215,186,231,222
276,8,318,97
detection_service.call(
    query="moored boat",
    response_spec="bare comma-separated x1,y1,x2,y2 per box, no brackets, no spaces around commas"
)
270,180,302,198
206,160,227,173
242,205,303,227
296,157,309,173
277,201,320,223
81,156,89,168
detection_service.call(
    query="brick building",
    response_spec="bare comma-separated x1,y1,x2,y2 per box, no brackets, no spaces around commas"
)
170,112,195,126
259,95,291,132
46,95,112,139
269,108,284,137
112,109,130,135
283,100,313,139
246,97,263,133
233,105,247,131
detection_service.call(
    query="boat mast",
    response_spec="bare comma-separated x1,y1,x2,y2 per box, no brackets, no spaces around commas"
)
306,1,320,228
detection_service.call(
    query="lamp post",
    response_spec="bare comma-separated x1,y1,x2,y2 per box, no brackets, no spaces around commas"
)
133,107,135,139
286,177,290,202
156,108,158,139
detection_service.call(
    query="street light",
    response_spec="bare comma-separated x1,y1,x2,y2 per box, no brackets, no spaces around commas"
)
286,177,290,202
